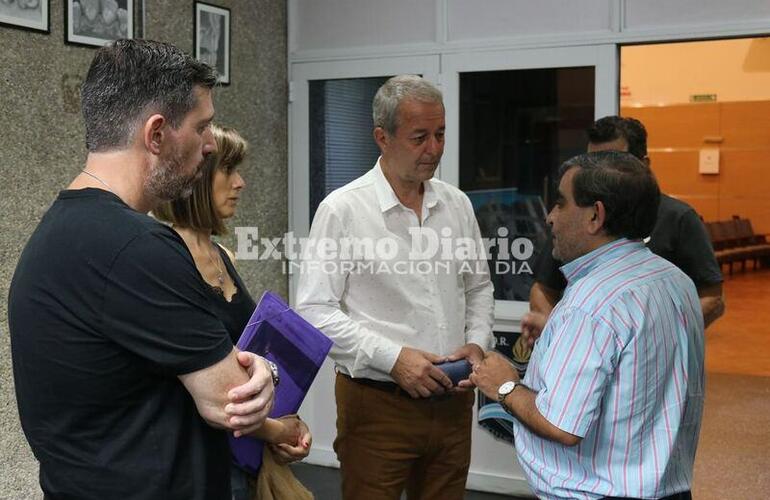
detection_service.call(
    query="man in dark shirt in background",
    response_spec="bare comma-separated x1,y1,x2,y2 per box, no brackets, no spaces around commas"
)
9,39,275,500
527,116,724,336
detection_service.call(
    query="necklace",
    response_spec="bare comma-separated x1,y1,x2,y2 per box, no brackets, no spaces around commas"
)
207,242,225,286
81,169,114,193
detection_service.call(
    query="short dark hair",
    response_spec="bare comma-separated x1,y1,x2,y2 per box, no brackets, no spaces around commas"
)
559,151,660,239
81,39,218,153
587,116,648,160
153,125,248,236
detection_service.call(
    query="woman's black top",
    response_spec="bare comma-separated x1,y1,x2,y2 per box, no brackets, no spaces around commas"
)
206,245,257,344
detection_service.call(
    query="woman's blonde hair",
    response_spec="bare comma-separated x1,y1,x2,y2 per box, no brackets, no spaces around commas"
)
154,124,248,235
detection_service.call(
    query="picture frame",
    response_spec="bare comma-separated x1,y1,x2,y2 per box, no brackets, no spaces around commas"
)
0,0,49,33
194,2,230,85
65,0,133,48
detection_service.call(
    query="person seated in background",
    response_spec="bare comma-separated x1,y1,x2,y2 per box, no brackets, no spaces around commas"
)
154,124,312,500
525,115,724,341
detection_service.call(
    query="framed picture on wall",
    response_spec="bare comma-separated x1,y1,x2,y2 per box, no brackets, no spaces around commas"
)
194,2,230,85
0,0,49,33
65,0,133,47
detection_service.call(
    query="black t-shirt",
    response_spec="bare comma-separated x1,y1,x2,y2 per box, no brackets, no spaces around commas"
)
534,194,723,291
9,189,234,500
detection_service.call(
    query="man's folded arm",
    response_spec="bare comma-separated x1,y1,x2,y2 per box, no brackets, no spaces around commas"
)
179,348,251,429
179,349,275,434
101,231,274,433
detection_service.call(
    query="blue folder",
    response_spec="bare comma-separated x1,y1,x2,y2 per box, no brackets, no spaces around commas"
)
228,291,333,475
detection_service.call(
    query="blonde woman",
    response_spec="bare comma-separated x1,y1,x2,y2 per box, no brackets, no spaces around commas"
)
155,125,311,500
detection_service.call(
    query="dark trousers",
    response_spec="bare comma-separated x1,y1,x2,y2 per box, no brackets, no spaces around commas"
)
334,373,475,500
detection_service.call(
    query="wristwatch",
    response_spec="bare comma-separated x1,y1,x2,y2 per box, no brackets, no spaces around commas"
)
497,380,519,414
265,359,280,388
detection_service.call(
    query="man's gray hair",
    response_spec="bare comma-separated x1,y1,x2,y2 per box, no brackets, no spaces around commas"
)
372,75,443,135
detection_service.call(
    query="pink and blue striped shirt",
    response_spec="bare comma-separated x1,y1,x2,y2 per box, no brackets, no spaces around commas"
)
515,239,705,499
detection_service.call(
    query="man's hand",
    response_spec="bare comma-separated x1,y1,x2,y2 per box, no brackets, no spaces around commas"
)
390,347,453,398
468,351,519,401
268,416,312,465
445,343,484,389
698,283,725,328
521,311,547,348
446,342,485,366
226,352,275,437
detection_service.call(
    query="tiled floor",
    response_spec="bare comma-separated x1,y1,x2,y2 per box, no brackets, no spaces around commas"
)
692,266,770,499
702,266,770,377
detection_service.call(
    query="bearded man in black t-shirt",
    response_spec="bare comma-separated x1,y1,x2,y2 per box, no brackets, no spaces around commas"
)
9,40,276,500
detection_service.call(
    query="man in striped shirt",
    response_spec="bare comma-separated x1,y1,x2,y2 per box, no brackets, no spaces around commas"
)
469,151,704,500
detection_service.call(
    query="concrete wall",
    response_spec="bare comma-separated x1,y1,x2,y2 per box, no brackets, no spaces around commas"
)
0,1,287,497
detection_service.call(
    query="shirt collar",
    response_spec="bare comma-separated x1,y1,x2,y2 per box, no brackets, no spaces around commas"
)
373,158,439,213
423,177,439,209
559,238,644,284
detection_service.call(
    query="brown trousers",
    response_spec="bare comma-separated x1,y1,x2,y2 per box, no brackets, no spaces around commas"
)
333,373,475,500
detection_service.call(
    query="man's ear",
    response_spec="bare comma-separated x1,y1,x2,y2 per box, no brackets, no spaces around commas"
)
143,114,167,155
373,127,388,152
587,200,607,235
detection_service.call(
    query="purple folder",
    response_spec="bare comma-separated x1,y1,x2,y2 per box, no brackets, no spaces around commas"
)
229,291,333,475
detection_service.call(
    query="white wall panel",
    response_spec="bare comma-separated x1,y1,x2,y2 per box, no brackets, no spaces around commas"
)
446,0,615,42
624,0,770,30
291,0,438,54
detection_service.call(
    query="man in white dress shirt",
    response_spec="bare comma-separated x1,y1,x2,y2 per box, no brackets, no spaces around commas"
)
296,75,494,499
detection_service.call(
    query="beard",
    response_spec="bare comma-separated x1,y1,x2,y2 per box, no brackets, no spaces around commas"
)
551,233,583,264
145,147,202,202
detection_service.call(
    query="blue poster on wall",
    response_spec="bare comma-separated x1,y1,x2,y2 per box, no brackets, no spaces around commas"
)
465,188,548,302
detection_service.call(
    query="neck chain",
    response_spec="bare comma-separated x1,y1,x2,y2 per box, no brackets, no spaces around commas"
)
81,169,114,193
207,242,225,286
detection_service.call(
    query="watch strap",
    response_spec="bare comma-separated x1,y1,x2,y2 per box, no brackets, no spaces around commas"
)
265,359,280,387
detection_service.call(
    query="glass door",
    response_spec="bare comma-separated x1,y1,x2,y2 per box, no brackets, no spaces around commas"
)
443,45,618,324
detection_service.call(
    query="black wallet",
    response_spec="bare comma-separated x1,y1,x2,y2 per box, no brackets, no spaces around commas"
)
435,359,472,386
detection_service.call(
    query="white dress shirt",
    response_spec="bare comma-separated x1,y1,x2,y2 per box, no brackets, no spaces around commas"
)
295,159,494,381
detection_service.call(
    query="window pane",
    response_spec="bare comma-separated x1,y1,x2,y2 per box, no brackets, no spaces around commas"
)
309,77,390,221
459,67,595,301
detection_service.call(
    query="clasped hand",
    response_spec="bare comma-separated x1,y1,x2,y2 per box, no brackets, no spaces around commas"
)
268,415,313,465
225,352,276,437
390,343,484,398
463,351,520,402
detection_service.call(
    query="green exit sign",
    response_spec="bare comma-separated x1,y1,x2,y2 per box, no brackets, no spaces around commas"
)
690,94,717,102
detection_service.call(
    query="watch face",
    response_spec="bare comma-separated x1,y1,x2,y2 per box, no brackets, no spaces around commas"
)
498,381,516,397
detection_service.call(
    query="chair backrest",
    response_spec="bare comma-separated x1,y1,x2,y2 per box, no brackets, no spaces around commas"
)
717,220,740,247
734,218,754,242
709,221,729,249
